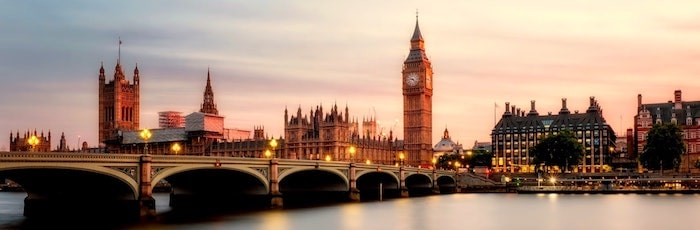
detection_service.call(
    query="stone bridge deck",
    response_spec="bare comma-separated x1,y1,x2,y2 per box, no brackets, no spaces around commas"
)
0,152,458,219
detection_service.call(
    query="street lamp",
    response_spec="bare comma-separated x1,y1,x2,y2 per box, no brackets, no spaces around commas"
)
455,162,461,172
348,145,356,163
432,157,437,170
366,159,371,165
171,143,181,155
139,129,152,155
399,152,405,166
269,138,278,158
325,155,331,161
27,135,39,152
264,149,272,158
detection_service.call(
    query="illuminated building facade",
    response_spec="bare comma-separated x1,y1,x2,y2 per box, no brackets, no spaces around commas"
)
492,97,616,173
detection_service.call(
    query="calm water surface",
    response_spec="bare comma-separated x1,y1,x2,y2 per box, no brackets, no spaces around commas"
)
0,192,697,229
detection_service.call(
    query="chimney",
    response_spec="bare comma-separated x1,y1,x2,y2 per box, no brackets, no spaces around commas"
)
504,102,511,115
528,100,539,116
674,90,682,110
559,98,570,114
637,94,642,109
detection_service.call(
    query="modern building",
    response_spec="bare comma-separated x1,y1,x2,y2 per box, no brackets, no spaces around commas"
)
158,111,185,128
402,16,434,167
634,90,700,172
98,59,140,146
491,97,616,173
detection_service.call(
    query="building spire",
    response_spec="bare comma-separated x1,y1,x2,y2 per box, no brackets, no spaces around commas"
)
411,11,424,42
200,68,218,115
118,37,122,65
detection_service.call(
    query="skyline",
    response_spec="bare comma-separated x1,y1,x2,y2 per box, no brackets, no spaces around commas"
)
3,1,700,150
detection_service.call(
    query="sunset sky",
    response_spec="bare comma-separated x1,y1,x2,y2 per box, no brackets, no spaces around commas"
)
2,1,700,151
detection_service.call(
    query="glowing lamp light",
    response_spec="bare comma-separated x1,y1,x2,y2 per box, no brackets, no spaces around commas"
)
171,143,181,154
27,135,40,152
139,129,152,142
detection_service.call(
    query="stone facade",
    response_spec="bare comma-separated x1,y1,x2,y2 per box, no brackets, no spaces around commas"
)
635,90,700,172
283,104,402,165
491,97,616,173
402,17,434,167
98,60,140,146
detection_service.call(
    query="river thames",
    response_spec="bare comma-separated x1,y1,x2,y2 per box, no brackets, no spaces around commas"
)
0,192,697,229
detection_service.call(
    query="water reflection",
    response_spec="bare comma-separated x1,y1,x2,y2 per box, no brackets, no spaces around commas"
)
0,192,699,230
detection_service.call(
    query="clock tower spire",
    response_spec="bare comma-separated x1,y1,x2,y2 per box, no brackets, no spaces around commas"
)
402,15,433,167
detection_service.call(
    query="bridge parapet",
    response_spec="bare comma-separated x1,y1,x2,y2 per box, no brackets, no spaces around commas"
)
0,152,142,163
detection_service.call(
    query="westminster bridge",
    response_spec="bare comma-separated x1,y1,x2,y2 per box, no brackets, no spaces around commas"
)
0,152,459,219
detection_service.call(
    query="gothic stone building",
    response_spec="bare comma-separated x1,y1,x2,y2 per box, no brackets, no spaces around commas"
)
99,60,140,147
402,16,434,167
492,97,616,173
284,104,401,165
635,90,700,172
105,69,271,156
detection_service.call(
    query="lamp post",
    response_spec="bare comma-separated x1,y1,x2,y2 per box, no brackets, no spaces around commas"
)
432,157,437,170
455,161,461,172
269,138,278,158
139,128,152,155
399,152,405,167
264,149,272,158
325,155,331,161
171,143,181,155
348,145,356,163
27,135,39,152
366,159,371,165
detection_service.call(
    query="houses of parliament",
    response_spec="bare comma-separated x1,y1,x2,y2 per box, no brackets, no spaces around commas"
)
76,17,436,167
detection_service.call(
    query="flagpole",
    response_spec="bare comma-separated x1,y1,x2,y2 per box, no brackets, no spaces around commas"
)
118,37,121,64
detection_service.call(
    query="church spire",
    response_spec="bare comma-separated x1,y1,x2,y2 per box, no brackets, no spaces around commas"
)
200,68,219,115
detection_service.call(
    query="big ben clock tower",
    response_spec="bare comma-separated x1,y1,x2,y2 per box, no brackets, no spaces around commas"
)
402,16,433,166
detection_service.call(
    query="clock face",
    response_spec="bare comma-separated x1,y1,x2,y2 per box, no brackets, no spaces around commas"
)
406,72,419,86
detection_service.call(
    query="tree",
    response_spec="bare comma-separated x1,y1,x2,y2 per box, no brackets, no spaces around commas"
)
640,123,685,171
530,129,584,172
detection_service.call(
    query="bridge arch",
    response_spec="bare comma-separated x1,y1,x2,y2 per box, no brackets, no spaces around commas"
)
355,169,400,183
0,164,139,199
150,164,269,193
278,167,350,191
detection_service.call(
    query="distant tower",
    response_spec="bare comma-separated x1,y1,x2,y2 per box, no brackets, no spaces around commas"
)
253,126,265,140
59,132,68,151
98,44,140,146
200,69,219,115
362,116,378,138
402,14,433,166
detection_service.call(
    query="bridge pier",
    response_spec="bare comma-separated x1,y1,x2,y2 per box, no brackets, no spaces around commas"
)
432,170,440,194
399,167,409,198
348,163,360,202
139,155,156,218
269,159,284,209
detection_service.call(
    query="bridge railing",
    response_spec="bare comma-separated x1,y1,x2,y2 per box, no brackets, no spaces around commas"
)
0,152,142,163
